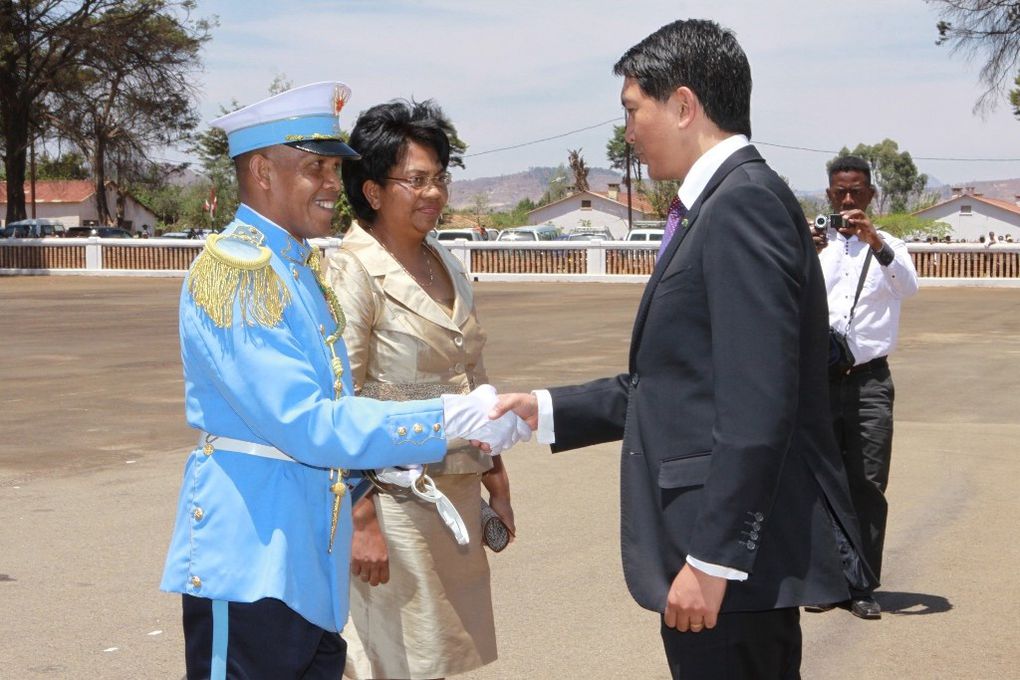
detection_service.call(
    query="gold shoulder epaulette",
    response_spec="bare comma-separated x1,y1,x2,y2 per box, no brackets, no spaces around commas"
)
187,225,291,328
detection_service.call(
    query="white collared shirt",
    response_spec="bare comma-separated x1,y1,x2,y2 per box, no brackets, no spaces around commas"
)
534,135,753,581
819,229,919,364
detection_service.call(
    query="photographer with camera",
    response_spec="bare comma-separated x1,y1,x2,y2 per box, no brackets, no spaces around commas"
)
809,155,918,620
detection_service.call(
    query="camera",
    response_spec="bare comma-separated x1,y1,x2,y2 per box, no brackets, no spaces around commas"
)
814,213,844,231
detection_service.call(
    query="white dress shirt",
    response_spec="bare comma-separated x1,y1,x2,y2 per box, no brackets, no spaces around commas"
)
534,135,752,581
819,228,919,364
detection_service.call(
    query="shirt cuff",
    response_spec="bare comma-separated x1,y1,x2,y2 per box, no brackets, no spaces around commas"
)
686,555,749,581
533,389,555,445
874,241,895,267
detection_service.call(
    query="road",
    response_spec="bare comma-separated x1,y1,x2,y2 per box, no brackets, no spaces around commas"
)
0,277,1017,678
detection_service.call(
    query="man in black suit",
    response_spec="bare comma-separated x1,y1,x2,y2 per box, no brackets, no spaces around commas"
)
492,19,873,679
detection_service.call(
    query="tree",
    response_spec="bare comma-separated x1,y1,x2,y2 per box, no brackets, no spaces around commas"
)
567,148,589,192
46,1,211,224
875,213,953,241
606,124,643,185
930,0,1020,111
35,150,88,179
0,0,209,223
537,165,569,206
645,180,681,218
830,140,928,214
1012,71,1020,119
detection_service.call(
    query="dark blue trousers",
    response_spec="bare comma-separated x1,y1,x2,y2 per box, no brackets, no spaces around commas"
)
661,607,802,679
182,595,346,680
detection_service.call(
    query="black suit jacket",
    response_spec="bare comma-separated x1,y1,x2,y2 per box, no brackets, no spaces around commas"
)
549,145,873,614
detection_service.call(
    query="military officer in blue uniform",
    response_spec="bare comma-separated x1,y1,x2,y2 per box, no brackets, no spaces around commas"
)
160,81,526,679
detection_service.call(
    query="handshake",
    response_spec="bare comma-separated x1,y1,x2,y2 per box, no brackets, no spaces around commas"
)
440,384,537,455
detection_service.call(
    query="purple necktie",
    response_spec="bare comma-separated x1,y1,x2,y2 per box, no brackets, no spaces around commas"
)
657,196,687,258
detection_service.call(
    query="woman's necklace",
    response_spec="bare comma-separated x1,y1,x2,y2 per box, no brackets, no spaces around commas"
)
374,234,435,288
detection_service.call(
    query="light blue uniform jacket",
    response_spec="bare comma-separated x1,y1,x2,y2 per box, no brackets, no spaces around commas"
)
161,205,446,632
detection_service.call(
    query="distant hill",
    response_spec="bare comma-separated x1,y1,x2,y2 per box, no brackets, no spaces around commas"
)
449,166,624,211
931,178,1020,202
787,177,1020,209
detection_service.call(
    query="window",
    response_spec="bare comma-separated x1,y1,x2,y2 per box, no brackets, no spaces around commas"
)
960,204,972,216
580,199,592,210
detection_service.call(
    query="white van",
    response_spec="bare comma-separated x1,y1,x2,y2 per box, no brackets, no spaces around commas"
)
625,228,664,242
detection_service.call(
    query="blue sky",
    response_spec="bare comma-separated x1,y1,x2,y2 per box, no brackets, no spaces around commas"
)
189,0,1020,192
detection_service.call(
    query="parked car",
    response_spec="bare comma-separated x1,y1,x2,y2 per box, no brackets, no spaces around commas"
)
625,228,664,242
565,227,614,241
435,228,486,241
496,225,561,242
66,226,133,238
157,231,192,239
1,218,67,238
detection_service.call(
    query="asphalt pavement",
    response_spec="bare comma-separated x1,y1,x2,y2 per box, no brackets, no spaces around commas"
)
0,277,1017,679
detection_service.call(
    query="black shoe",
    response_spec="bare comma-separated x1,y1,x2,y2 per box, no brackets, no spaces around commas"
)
850,596,881,620
803,603,837,613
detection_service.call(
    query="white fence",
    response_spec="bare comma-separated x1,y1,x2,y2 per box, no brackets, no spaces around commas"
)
2,237,1020,286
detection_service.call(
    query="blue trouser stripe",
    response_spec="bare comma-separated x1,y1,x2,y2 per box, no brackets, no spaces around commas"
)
211,599,228,680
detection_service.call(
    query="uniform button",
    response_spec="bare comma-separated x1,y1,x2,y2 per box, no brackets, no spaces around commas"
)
454,336,463,347
752,522,761,531
193,507,204,521
202,443,214,456
746,541,757,551
292,269,299,280
453,363,464,373
749,531,759,540
319,324,326,335
397,426,408,437
754,512,764,522
413,423,424,434
190,576,202,589
631,373,640,387
433,423,441,432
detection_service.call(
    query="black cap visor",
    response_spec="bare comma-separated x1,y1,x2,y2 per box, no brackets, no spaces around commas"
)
285,139,360,159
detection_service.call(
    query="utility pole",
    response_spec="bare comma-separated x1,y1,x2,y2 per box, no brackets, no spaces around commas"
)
625,143,633,231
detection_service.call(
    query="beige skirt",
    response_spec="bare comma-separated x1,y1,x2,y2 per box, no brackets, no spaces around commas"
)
342,473,497,679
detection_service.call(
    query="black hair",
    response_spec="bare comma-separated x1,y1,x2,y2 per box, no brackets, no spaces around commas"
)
613,19,752,137
828,155,872,185
343,99,453,224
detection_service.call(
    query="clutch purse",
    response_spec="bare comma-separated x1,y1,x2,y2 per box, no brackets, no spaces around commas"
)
480,498,511,552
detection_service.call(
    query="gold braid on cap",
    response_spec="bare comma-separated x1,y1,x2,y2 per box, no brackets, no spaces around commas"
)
188,231,291,328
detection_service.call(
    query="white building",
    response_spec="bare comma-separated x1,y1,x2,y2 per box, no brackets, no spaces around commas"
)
527,184,656,240
913,189,1020,243
0,179,158,233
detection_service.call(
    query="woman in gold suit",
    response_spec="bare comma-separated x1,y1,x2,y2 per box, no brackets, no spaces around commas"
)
325,100,513,680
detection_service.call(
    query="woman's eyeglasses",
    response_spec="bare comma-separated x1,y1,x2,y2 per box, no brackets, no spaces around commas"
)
385,172,453,191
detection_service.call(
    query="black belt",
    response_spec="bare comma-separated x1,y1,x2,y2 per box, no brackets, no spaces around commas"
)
847,356,888,375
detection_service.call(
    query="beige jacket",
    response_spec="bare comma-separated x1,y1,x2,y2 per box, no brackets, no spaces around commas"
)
325,223,491,475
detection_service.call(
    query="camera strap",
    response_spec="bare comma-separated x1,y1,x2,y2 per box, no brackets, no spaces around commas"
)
843,247,874,337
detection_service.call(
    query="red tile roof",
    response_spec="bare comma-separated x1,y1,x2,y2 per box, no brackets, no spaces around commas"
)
591,190,655,215
915,193,1020,217
0,180,96,204
975,196,1020,216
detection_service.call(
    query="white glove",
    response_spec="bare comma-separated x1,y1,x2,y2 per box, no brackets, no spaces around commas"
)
441,384,532,455
465,410,532,455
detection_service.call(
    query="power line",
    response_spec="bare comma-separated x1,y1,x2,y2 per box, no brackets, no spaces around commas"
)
461,116,1020,163
463,117,622,158
756,140,1020,163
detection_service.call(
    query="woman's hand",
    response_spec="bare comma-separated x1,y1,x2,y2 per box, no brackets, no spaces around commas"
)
482,456,516,540
487,493,516,540
350,496,389,586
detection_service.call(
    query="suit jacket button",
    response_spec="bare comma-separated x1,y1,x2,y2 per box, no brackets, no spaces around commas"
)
746,541,757,551
630,373,640,387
